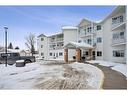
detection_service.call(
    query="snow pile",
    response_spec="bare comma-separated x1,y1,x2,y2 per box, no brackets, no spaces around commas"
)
69,62,104,89
0,60,104,89
112,64,127,78
0,61,64,89
87,60,118,67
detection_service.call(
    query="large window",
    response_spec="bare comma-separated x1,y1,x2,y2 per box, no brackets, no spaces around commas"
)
97,51,102,56
113,50,124,57
97,37,102,43
97,25,101,30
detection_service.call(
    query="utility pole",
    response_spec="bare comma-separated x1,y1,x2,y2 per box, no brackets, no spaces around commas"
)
4,27,8,67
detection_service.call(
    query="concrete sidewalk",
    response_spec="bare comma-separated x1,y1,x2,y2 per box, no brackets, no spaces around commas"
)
93,64,127,89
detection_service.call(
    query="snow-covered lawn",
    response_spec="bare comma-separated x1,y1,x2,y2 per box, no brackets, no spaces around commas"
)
112,64,127,79
0,60,103,89
69,62,104,89
87,60,127,78
0,60,64,89
87,60,118,67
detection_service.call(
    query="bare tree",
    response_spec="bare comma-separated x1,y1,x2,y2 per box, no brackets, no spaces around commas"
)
25,33,36,56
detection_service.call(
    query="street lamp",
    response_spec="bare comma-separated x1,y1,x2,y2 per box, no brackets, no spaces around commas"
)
4,27,8,67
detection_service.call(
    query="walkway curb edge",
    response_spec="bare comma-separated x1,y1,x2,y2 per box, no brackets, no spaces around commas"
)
99,69,105,89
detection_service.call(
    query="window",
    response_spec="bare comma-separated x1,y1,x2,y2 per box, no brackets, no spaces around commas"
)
59,52,63,56
87,39,92,45
113,32,125,40
41,45,43,48
86,52,88,55
41,38,44,41
120,32,124,39
49,53,52,56
113,50,124,57
97,37,102,43
41,52,44,56
97,51,102,56
119,15,123,22
84,28,86,34
97,25,101,30
83,40,86,43
87,27,92,33
112,15,123,24
78,40,81,43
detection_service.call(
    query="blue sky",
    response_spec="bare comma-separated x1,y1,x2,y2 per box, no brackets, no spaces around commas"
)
0,6,115,49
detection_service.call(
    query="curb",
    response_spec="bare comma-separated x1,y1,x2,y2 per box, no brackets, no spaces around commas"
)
86,61,105,89
99,69,105,89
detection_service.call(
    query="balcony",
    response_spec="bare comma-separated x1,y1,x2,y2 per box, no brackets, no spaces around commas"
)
49,46,64,50
55,38,63,42
79,32,96,38
112,15,126,30
49,42,64,50
112,22,126,31
49,38,63,43
112,38,126,46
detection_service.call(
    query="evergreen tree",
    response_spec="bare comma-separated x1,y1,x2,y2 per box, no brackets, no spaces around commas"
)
8,42,13,49
15,46,19,49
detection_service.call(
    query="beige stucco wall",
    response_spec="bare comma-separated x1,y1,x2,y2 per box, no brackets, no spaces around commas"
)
63,28,78,60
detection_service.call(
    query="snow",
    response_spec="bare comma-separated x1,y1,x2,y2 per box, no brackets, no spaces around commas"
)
0,61,64,89
112,64,127,78
64,41,93,49
87,60,127,78
87,60,118,67
16,60,24,63
61,26,78,30
69,62,104,89
0,60,104,89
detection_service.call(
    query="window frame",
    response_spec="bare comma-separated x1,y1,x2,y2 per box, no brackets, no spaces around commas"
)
59,52,63,56
113,50,124,57
97,51,102,57
97,37,102,43
96,25,101,31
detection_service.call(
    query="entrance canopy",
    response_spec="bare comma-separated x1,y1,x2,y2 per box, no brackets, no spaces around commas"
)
64,41,93,49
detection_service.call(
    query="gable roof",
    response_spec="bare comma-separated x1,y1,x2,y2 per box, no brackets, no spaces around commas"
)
37,34,46,38
64,41,93,49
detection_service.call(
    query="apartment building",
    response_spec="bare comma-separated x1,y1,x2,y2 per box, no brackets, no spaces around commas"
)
37,33,64,60
37,6,127,64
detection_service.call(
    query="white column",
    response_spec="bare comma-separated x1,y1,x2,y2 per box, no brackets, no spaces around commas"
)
125,6,127,64
91,22,94,46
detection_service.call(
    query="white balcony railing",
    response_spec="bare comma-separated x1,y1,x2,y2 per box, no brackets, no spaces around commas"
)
49,38,63,43
112,15,125,29
49,42,64,50
112,38,126,45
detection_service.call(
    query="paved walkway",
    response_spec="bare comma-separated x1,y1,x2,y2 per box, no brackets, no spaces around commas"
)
92,64,127,89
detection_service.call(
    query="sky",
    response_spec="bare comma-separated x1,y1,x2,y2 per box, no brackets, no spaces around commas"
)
0,6,115,50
